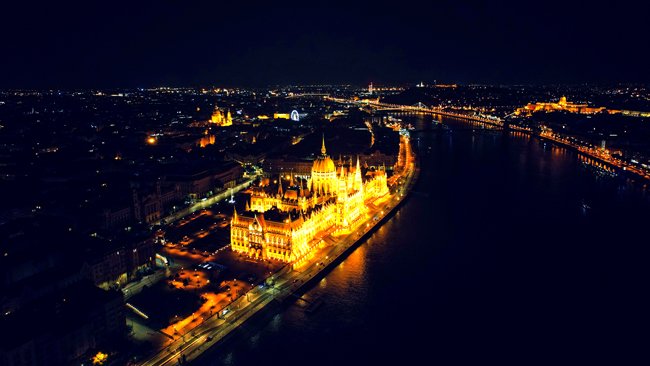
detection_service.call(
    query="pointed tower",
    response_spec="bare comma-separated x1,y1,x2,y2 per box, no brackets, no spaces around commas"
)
226,110,233,126
337,165,348,201
230,205,239,252
277,175,284,197
354,156,363,192
245,200,251,212
321,134,327,155
336,167,348,228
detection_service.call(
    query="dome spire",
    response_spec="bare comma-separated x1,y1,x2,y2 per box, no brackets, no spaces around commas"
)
321,134,327,155
277,174,284,196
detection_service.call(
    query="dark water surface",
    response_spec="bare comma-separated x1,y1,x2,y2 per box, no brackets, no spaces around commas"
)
204,116,650,365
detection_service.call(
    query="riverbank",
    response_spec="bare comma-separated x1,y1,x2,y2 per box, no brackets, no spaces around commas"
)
354,96,650,182
137,144,419,365
194,117,650,366
534,131,650,181
191,157,419,364
191,156,420,365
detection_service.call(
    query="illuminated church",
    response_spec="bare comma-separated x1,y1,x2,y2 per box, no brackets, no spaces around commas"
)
210,105,233,126
231,136,389,263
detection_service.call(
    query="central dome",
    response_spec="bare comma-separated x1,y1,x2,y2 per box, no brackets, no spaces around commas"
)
309,134,338,196
313,155,336,173
312,134,336,173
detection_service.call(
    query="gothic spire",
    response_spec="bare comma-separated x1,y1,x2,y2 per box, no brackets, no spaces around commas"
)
277,174,284,196
321,134,327,155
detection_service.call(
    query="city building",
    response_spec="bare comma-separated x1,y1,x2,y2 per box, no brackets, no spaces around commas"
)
198,132,216,148
166,162,243,200
81,233,157,289
101,180,181,228
262,157,314,176
273,110,303,121
210,105,233,126
0,218,127,366
514,96,606,116
230,137,388,263
0,282,126,366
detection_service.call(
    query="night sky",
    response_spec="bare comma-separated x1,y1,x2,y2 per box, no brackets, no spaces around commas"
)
1,0,648,88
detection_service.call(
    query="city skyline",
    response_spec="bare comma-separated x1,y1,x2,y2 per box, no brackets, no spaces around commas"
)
2,3,650,366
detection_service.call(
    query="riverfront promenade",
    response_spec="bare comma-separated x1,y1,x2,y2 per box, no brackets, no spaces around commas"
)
136,138,418,366
538,130,650,180
330,96,650,182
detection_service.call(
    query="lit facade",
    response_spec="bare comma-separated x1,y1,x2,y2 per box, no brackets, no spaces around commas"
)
231,137,389,263
273,112,290,120
210,106,233,126
515,96,650,118
514,96,605,116
198,130,216,147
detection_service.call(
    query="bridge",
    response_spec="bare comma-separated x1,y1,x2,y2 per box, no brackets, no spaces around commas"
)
373,102,431,111
361,100,506,126
349,98,649,180
324,96,533,135
286,93,330,99
324,96,649,181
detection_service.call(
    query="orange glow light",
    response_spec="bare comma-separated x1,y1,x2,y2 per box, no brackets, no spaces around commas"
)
92,352,108,365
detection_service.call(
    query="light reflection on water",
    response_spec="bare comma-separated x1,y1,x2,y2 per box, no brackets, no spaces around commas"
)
204,114,650,366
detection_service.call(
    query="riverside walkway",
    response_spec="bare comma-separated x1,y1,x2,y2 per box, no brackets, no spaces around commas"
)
137,140,418,366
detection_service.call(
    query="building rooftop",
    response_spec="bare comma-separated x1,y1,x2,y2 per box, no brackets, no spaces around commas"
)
0,280,123,350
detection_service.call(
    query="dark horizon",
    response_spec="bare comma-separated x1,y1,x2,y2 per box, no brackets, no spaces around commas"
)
1,0,649,88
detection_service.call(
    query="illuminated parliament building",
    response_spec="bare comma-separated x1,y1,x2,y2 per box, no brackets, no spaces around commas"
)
231,137,389,263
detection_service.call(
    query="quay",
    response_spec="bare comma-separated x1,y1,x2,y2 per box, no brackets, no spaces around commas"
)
138,140,419,366
345,96,649,182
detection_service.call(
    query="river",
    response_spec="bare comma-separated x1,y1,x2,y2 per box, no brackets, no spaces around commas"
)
200,115,650,365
